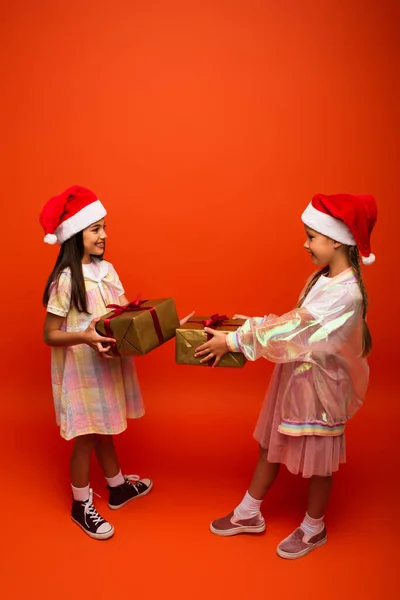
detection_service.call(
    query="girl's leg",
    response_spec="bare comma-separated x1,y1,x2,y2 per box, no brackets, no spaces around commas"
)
276,475,332,560
307,474,333,518
70,434,114,540
70,433,99,488
233,446,280,519
210,446,280,536
94,435,121,479
95,435,153,509
248,446,281,499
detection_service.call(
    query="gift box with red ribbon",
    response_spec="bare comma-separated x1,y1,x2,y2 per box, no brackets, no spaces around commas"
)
96,298,180,356
175,314,247,368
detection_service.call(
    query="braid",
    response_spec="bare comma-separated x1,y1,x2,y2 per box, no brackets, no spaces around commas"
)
297,266,329,308
348,246,372,356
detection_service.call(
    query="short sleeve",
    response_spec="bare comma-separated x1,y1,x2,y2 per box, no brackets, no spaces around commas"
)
107,263,125,296
47,270,72,317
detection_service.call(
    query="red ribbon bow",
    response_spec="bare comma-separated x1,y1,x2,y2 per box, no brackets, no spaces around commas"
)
103,298,164,356
188,313,232,329
202,313,229,328
105,298,146,318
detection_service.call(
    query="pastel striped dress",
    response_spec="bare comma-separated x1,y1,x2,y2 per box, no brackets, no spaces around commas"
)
47,258,144,440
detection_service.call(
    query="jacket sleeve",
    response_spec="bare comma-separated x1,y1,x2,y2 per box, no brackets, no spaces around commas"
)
226,287,361,363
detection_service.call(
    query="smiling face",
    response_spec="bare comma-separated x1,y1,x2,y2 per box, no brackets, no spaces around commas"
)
82,218,107,263
303,225,340,266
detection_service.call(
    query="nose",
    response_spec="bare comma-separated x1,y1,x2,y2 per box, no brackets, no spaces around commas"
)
304,239,309,250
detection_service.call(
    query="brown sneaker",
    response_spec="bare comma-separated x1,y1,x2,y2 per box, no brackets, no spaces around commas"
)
277,526,327,559
210,510,266,537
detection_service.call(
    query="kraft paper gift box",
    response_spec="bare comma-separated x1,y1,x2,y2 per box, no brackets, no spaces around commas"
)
96,298,180,356
175,314,247,368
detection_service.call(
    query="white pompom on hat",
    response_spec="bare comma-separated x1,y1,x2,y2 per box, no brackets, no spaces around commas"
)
39,185,107,245
301,193,377,265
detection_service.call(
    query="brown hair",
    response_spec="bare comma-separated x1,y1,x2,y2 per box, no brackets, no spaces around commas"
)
297,266,329,309
297,247,372,357
42,231,89,313
348,246,372,356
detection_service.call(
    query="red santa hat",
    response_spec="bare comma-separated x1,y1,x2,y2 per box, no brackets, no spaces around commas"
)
301,193,377,265
39,185,107,245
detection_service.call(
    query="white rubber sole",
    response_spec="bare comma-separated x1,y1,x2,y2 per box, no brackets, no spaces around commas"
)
276,536,327,559
108,480,153,510
71,517,115,540
210,521,266,537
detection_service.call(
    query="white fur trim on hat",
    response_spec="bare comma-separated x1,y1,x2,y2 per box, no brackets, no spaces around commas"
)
301,203,356,246
55,200,107,244
44,233,58,245
361,253,375,265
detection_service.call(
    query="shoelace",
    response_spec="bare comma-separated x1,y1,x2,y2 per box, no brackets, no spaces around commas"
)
84,489,104,527
125,474,142,494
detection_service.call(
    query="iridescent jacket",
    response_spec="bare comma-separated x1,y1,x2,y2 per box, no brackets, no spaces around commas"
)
226,268,368,436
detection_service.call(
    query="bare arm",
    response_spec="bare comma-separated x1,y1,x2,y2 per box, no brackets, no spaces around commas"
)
44,313,85,347
43,312,116,357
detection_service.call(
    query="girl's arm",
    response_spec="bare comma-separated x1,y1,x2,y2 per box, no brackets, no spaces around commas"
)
43,313,116,356
196,289,359,365
226,299,358,363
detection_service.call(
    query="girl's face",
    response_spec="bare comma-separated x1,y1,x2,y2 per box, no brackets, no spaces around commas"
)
304,226,340,265
82,218,107,261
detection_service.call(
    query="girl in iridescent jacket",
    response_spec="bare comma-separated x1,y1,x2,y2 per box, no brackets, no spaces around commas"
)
195,193,377,560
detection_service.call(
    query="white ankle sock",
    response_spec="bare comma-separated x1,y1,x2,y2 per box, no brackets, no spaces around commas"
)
234,491,263,520
106,470,125,487
301,512,324,540
71,483,90,502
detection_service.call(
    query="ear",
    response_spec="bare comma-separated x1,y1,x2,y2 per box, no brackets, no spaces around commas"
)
333,240,342,249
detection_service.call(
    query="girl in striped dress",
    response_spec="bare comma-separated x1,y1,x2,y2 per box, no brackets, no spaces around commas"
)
195,193,377,559
40,186,191,540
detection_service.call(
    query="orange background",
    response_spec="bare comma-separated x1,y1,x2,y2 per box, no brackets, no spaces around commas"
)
1,1,398,598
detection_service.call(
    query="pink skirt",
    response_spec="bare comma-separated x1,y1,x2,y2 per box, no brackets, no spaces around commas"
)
254,371,346,479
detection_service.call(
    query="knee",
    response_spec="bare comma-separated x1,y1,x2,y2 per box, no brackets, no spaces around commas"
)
96,435,114,446
75,433,100,449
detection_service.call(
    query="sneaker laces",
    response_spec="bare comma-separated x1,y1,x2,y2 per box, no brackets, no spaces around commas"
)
84,489,105,527
124,474,141,493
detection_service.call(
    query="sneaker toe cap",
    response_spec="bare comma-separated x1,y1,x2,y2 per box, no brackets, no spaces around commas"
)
211,511,235,530
97,521,114,535
140,478,152,488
